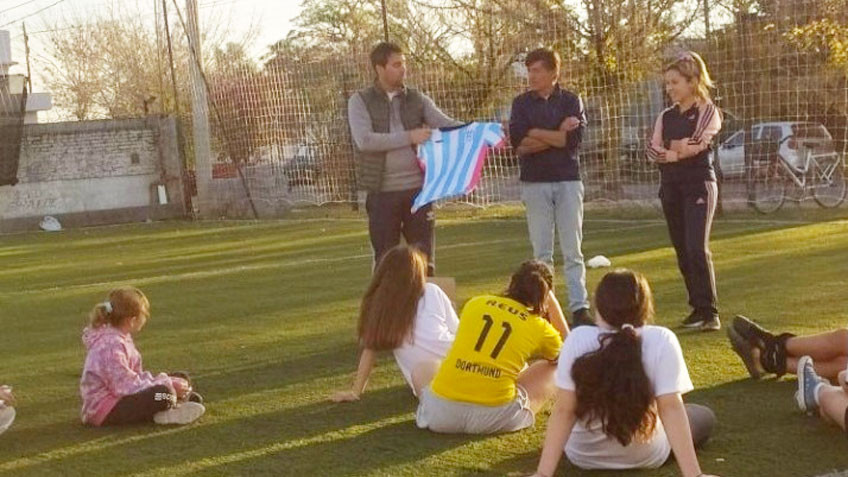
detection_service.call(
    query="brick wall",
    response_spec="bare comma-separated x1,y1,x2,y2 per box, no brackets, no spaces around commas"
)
0,117,187,232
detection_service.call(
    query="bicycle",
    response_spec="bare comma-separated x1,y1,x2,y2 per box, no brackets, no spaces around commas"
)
747,137,846,214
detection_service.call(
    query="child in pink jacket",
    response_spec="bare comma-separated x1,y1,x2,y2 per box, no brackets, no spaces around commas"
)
80,287,205,426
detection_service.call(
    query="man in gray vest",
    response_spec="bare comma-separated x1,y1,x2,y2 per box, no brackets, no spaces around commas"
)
348,42,459,275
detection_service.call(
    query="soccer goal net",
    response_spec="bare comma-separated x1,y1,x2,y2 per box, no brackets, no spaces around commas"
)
182,0,847,216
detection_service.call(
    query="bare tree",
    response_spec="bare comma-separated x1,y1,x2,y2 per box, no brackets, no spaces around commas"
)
40,3,256,121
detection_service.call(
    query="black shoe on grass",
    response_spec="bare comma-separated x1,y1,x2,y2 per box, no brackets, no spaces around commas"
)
728,326,761,379
732,315,774,347
570,308,595,328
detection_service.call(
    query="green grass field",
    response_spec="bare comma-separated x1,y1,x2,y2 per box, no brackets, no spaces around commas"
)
1,206,847,476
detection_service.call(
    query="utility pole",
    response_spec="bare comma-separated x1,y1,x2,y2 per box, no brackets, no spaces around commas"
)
162,0,180,116
380,0,389,42
162,0,194,214
703,0,712,36
22,22,32,92
154,0,164,111
184,0,214,216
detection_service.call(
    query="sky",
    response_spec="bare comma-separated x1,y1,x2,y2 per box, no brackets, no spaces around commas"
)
0,0,304,93
0,0,731,120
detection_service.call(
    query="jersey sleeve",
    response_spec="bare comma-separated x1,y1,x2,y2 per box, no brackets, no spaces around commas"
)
484,122,505,147
536,319,563,361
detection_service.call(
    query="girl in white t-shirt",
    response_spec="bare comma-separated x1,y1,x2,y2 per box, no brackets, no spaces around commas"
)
531,269,719,477
331,245,458,402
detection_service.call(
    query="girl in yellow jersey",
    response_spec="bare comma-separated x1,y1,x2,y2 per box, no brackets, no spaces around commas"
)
416,260,568,434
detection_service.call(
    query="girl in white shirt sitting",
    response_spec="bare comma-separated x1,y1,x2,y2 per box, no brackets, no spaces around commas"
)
531,269,719,477
331,245,458,402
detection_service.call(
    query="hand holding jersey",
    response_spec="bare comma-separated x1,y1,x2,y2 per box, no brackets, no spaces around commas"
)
409,128,432,145
412,122,505,213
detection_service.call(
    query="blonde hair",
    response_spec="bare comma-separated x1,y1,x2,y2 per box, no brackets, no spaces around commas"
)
664,51,715,102
89,287,150,329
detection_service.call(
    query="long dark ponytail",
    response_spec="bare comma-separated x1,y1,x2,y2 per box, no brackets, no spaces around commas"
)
571,269,657,446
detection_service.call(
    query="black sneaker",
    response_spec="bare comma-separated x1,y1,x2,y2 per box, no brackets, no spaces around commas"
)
728,326,761,379
682,310,720,331
570,308,594,328
681,310,705,328
732,315,773,347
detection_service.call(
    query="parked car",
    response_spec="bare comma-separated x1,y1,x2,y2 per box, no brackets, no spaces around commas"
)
281,145,320,189
714,121,839,178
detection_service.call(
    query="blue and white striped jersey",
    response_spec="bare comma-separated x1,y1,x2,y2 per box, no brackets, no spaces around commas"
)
412,122,505,212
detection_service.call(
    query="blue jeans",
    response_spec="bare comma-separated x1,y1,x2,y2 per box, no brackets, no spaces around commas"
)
521,181,589,312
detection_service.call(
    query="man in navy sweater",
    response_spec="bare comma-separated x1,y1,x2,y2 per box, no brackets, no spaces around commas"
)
509,48,591,327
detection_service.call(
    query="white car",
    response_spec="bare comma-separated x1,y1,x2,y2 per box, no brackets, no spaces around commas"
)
714,122,838,178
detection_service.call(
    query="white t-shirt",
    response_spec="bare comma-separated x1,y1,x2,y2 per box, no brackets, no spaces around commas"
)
393,283,459,393
555,325,694,470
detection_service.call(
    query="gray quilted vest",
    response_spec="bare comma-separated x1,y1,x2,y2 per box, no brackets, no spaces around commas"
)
354,85,426,192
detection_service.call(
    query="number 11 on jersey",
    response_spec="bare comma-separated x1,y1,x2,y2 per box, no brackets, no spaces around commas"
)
473,314,512,360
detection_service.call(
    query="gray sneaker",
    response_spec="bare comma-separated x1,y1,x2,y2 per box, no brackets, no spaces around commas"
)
795,356,827,413
153,402,206,425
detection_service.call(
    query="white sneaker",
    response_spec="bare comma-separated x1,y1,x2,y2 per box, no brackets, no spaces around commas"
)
153,402,205,425
0,406,15,434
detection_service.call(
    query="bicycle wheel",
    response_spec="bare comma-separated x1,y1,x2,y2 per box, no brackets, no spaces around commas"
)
748,158,786,214
812,156,847,208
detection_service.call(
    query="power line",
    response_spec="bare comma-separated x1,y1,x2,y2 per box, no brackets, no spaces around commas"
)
12,24,79,36
0,0,66,28
197,0,241,8
0,0,41,16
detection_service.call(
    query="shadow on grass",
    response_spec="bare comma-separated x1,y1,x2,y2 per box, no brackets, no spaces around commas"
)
195,340,362,398
0,386,481,477
209,418,485,476
484,377,848,477
435,213,845,295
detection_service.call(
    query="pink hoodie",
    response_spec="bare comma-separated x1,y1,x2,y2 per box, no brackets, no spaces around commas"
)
79,325,174,426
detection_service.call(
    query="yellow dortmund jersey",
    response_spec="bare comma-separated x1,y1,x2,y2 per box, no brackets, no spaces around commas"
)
430,294,563,406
